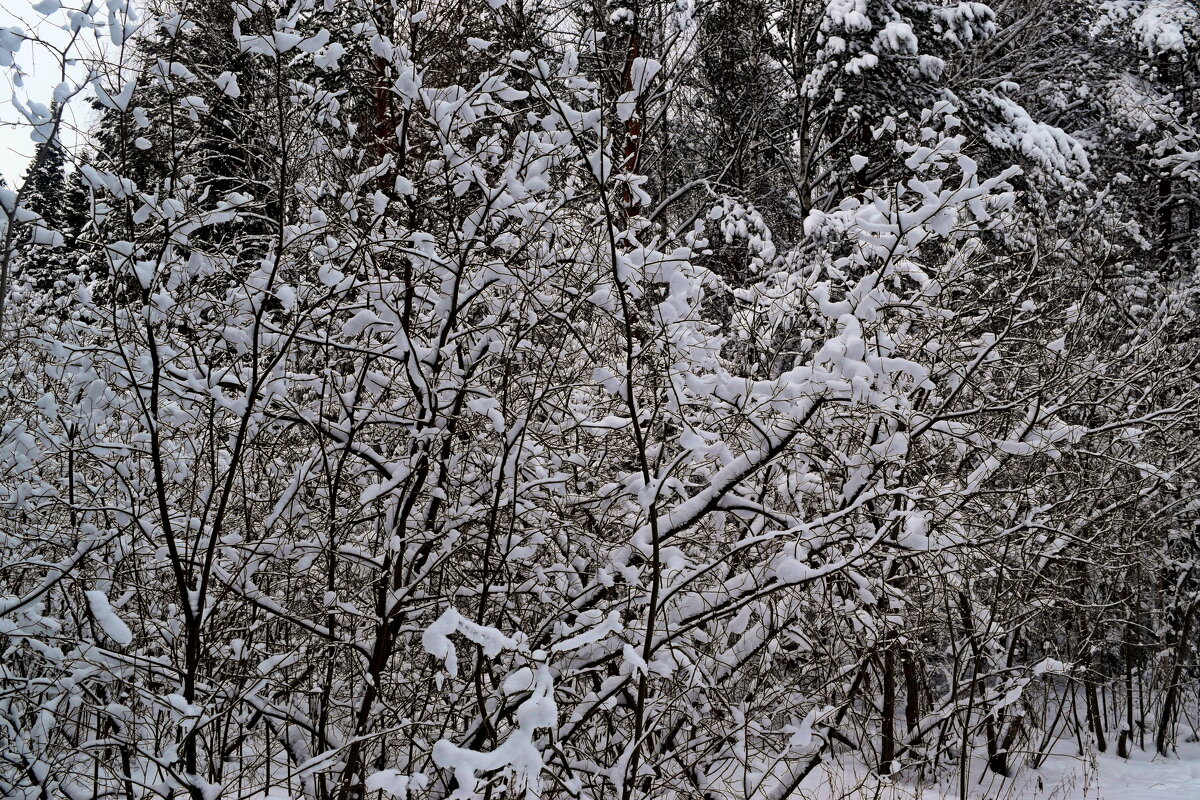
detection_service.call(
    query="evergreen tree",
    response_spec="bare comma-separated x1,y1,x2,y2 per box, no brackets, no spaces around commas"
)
62,160,89,246
20,120,67,233
17,119,70,290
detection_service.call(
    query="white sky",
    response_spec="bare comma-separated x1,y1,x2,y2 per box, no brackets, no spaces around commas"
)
0,0,99,185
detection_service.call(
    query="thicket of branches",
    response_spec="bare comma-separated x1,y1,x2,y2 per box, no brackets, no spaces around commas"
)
1,0,1199,799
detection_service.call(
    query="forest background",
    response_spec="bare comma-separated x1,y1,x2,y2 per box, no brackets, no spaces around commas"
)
2,0,1200,799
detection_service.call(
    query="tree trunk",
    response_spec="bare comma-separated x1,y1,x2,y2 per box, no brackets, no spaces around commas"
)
1157,600,1198,756
880,643,896,775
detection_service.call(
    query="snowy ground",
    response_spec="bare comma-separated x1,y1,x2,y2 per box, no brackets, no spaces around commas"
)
1026,744,1200,800
240,743,1200,800
796,743,1200,800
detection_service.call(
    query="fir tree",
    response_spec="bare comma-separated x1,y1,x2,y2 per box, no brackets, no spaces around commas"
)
62,161,89,246
20,121,67,233
17,119,70,290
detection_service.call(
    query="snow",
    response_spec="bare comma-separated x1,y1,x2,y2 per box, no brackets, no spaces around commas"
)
1036,745,1200,800
0,26,24,68
431,661,556,799
796,744,1200,799
215,71,241,98
1133,0,1199,54
5,2,1200,799
365,770,429,797
421,607,519,677
84,589,133,645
